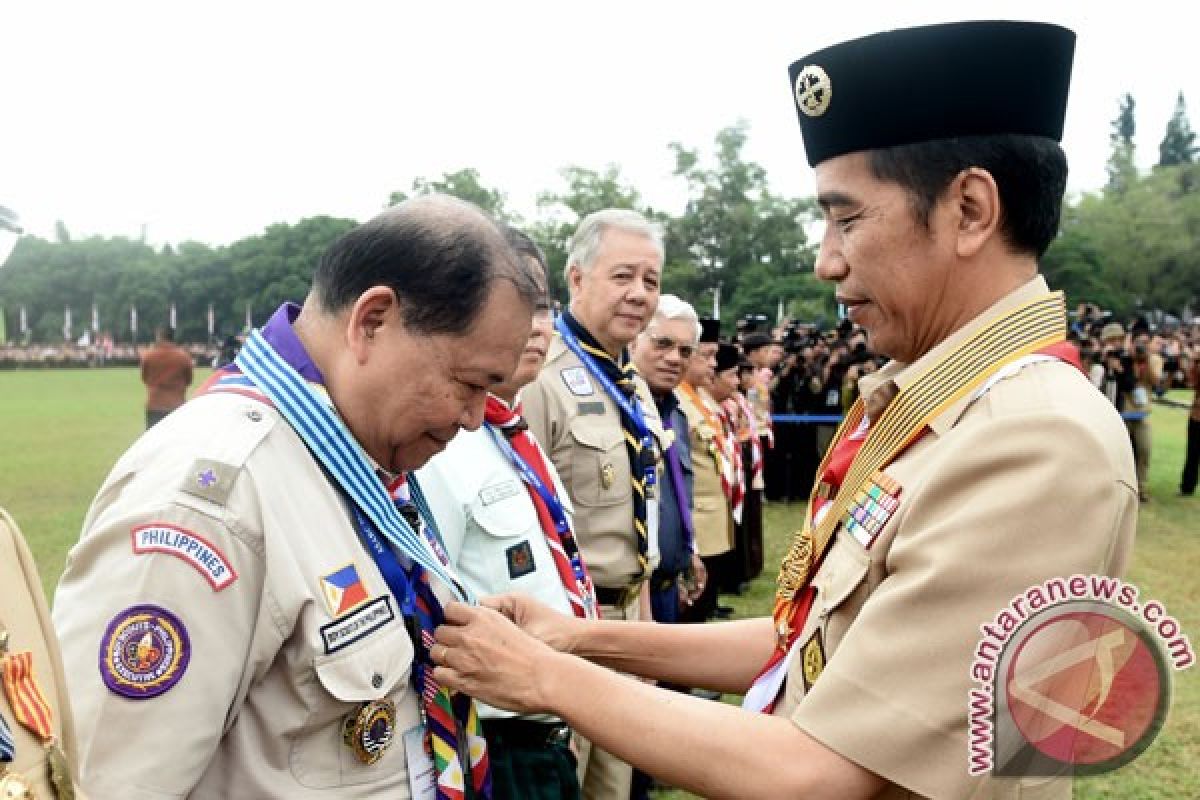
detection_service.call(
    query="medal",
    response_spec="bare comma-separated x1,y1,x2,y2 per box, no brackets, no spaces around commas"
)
342,699,397,765
2,630,74,800
600,463,615,490
0,767,36,799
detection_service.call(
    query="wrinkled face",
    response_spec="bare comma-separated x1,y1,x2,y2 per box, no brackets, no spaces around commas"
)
632,317,696,394
569,228,662,354
710,366,739,402
685,341,717,389
345,281,531,473
813,151,952,363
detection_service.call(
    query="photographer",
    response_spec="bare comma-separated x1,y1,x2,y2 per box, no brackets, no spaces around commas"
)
1099,322,1156,501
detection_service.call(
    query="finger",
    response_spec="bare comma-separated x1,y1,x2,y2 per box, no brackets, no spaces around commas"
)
442,600,477,625
481,594,516,617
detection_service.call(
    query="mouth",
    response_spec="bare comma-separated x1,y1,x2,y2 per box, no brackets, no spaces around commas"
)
523,346,547,359
615,312,644,325
837,295,870,321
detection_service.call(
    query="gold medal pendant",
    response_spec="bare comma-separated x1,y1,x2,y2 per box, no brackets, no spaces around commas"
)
342,699,397,765
45,743,72,800
0,765,37,800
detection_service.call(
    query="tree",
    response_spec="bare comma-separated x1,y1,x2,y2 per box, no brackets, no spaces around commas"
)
1106,93,1137,195
1158,92,1198,168
388,168,514,221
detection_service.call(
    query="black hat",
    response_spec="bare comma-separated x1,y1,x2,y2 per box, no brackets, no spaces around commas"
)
715,343,740,373
699,318,721,343
788,21,1075,167
742,332,777,353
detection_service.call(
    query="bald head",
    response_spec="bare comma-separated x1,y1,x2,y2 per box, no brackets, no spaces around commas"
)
312,193,540,336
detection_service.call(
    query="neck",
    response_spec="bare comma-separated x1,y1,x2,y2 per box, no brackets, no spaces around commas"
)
569,305,625,358
293,303,336,383
491,388,517,407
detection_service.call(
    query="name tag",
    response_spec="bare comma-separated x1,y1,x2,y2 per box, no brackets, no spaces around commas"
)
320,596,395,654
479,481,522,506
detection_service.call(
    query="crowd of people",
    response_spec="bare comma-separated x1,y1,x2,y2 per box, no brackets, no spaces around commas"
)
0,18,1184,800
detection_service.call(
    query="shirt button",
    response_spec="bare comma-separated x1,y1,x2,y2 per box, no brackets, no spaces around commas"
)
371,673,383,689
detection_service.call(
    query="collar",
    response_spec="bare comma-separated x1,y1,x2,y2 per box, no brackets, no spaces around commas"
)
261,303,326,385
857,276,1053,435
653,389,681,418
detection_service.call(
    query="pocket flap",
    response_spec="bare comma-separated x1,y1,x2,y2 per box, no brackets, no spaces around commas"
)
314,622,412,702
818,534,870,616
569,420,624,452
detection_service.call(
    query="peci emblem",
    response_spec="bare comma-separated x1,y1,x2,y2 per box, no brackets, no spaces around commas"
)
343,698,397,765
801,629,826,692
794,64,832,117
99,605,191,699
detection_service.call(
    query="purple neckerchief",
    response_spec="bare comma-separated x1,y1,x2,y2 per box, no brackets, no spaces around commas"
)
656,395,695,553
261,302,326,385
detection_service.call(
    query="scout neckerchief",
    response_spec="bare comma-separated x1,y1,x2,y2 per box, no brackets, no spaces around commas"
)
233,330,473,602
760,290,1071,701
678,381,740,519
555,311,655,578
484,396,599,619
656,397,696,556
353,478,491,800
732,392,765,491
0,629,74,799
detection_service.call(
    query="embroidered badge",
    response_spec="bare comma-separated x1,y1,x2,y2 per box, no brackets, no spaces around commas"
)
843,470,902,549
800,628,826,692
321,596,396,654
794,64,832,117
506,540,536,579
600,462,616,490
577,401,606,416
99,605,190,699
321,563,371,618
343,698,397,765
131,523,238,591
560,367,595,397
479,480,521,507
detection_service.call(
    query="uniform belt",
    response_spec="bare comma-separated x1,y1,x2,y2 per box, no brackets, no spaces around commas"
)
480,718,572,748
594,584,642,608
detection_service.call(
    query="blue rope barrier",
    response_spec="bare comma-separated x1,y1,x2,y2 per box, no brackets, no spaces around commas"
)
772,411,1148,424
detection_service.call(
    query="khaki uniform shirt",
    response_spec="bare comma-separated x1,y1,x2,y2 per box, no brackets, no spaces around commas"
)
54,393,423,799
522,335,665,592
774,278,1138,799
0,507,84,798
675,385,734,558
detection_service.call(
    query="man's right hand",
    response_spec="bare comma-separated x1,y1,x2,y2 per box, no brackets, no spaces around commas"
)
483,593,583,654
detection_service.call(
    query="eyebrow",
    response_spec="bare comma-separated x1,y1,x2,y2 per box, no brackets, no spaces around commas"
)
817,190,859,213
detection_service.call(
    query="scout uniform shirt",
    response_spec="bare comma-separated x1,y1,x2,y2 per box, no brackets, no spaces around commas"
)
674,385,734,559
771,278,1138,799
521,334,665,599
1,507,84,799
416,419,576,720
54,390,423,799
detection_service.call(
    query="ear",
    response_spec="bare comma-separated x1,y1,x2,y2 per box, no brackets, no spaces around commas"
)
345,286,398,364
951,167,1001,259
567,264,585,296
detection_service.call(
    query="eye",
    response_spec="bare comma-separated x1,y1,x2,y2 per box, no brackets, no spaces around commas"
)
834,213,861,232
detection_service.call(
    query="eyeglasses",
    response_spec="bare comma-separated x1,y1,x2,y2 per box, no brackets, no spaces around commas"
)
646,334,695,359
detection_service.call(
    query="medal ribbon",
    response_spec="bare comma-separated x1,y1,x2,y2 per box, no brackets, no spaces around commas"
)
0,709,14,763
484,397,598,618
234,330,473,602
1,652,53,744
555,312,655,579
770,291,1069,658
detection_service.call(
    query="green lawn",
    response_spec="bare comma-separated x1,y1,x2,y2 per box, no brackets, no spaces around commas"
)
2,369,1196,798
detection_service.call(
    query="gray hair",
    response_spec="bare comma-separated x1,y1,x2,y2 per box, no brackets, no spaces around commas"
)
564,208,665,283
649,294,701,343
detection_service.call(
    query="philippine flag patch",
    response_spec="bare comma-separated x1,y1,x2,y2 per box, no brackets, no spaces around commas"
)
321,564,370,618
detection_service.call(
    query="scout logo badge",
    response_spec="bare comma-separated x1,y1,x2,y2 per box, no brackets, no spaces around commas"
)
843,471,902,549
600,462,615,490
560,366,595,397
99,605,191,700
321,563,370,618
506,541,536,580
801,629,826,692
343,698,397,765
795,64,832,117
131,523,238,591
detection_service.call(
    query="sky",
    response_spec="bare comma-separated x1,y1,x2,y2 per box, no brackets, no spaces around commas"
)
3,1,1198,247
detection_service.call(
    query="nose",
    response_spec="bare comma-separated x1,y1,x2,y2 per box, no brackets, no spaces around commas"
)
813,225,847,284
459,394,486,431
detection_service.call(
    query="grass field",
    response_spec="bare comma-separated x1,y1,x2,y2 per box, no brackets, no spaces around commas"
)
1,367,1196,798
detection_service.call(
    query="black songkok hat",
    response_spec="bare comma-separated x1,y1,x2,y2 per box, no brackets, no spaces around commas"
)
699,318,721,344
742,332,777,353
787,20,1075,167
715,343,740,373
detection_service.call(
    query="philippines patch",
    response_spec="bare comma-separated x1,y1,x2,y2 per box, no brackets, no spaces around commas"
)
99,604,191,699
560,367,595,397
131,523,237,591
321,595,396,654
321,563,371,618
506,540,536,579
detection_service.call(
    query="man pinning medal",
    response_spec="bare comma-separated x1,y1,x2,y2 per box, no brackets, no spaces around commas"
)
518,209,668,800
53,195,542,799
429,21,1137,799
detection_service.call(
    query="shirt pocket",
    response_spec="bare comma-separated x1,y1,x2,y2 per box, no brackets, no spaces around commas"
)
816,533,871,648
292,622,419,789
568,420,631,507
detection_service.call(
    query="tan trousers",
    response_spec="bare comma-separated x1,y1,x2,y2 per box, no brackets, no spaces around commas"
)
574,594,640,800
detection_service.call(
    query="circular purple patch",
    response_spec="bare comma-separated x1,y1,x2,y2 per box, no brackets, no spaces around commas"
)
98,604,191,699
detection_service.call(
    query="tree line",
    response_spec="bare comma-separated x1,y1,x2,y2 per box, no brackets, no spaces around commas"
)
2,97,1198,345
